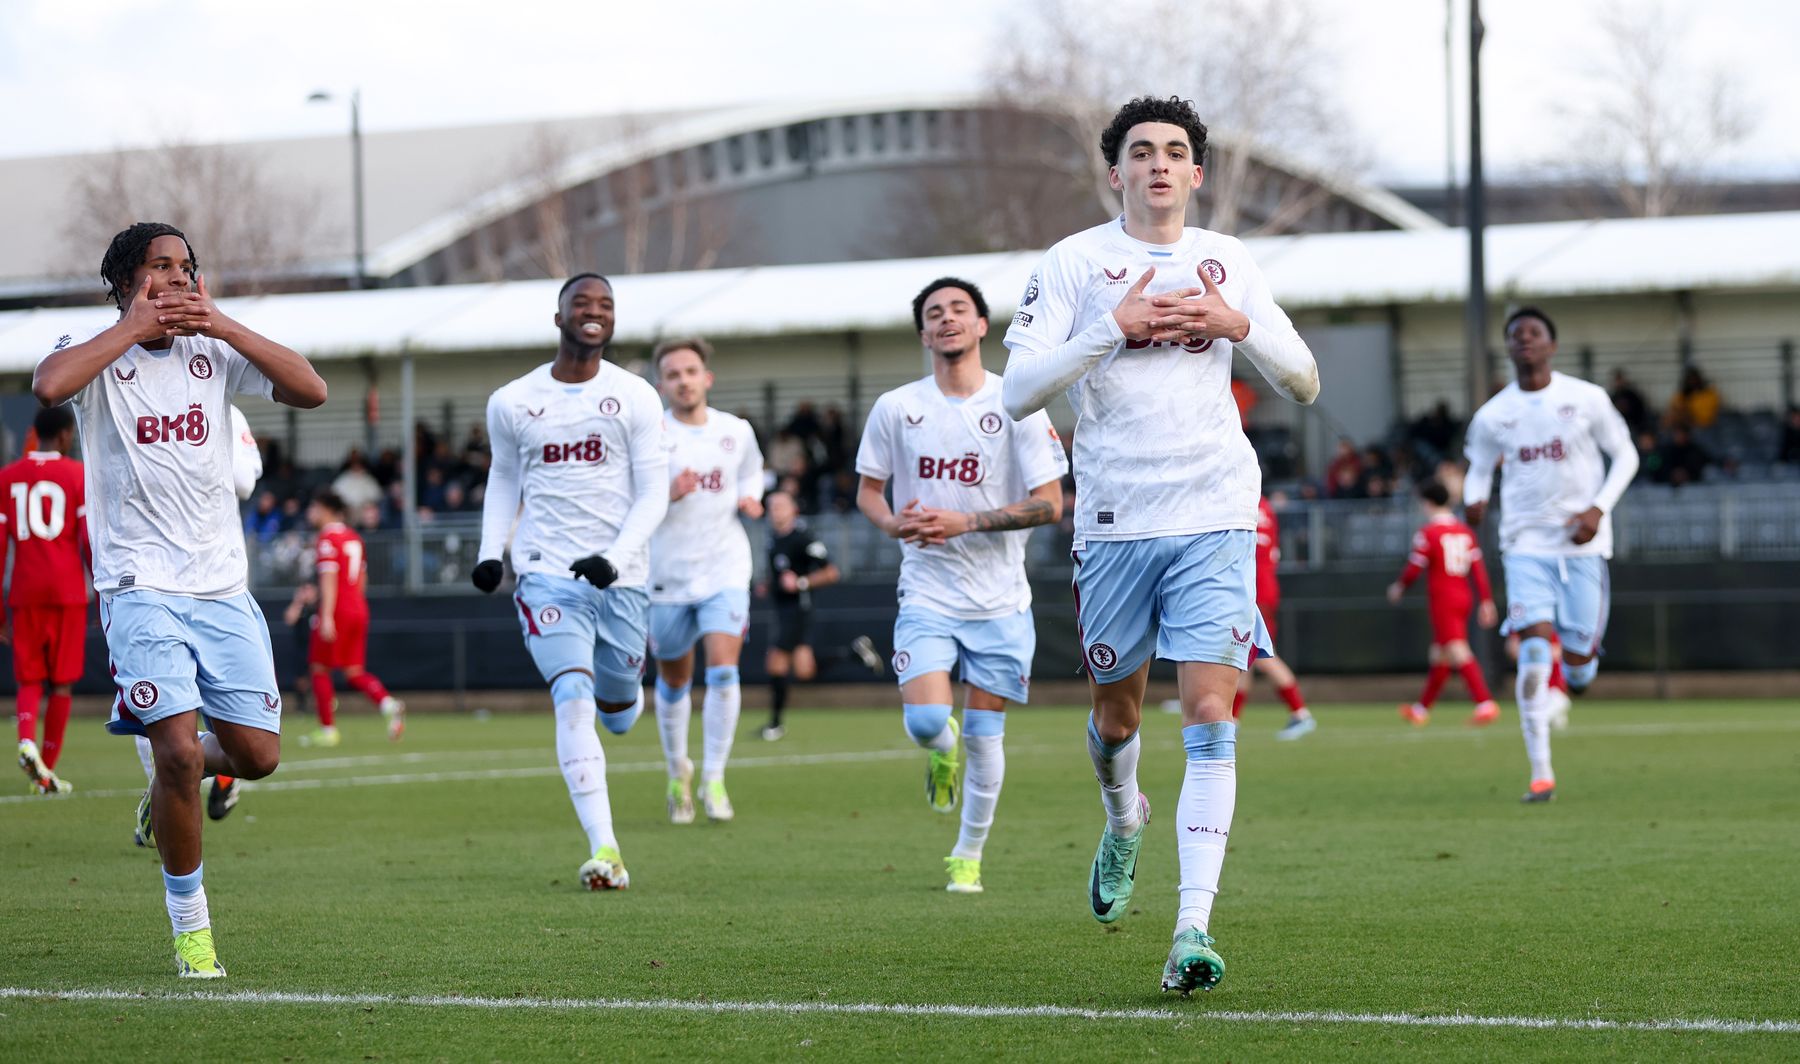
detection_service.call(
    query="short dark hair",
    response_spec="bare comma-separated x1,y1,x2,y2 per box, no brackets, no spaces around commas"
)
1504,305,1557,341
34,405,74,440
1418,477,1450,507
101,222,196,308
558,272,611,302
1100,96,1209,167
911,277,989,332
652,336,713,373
312,490,348,516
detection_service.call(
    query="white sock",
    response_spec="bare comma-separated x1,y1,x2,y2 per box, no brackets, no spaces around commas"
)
1175,721,1238,936
166,885,209,934
136,735,156,783
654,683,692,776
953,730,1005,861
553,698,615,854
1086,715,1143,834
701,680,741,784
1518,663,1555,782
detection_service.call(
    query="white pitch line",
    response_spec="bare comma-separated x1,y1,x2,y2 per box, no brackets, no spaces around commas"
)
0,986,1794,1035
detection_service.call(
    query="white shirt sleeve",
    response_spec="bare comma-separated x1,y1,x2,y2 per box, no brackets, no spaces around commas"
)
1229,247,1320,404
228,405,261,501
853,396,895,481
1013,408,1069,491
477,393,522,564
737,421,765,503
1589,387,1640,513
1462,409,1500,508
608,389,670,561
1001,249,1121,420
222,340,275,401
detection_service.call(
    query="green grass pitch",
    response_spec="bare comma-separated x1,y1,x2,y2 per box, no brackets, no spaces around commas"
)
3,699,1798,1061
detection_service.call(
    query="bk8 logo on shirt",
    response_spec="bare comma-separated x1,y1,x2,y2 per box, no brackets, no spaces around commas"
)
1124,336,1214,353
543,435,606,464
1516,437,1566,463
916,452,983,485
694,468,725,492
135,404,210,446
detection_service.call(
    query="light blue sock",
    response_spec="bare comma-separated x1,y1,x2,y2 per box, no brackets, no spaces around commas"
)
1181,721,1237,762
902,702,954,750
599,688,643,735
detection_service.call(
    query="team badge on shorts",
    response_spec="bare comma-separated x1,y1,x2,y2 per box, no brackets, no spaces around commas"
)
129,681,159,709
1199,259,1227,285
539,605,563,627
188,353,213,379
1086,643,1117,671
893,650,912,673
598,397,621,416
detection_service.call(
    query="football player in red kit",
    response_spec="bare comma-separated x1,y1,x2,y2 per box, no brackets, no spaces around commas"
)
301,491,403,746
1388,478,1500,726
2,406,90,793
1237,495,1315,739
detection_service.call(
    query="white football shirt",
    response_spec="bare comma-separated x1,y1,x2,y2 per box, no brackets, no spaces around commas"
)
1463,372,1637,558
856,371,1068,619
649,407,765,604
229,404,262,501
1003,218,1307,547
480,361,668,586
60,331,273,598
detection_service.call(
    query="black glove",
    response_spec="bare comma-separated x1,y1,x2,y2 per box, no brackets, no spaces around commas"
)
569,553,619,589
471,559,504,593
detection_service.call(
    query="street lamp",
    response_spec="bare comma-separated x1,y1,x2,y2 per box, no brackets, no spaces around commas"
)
308,88,368,289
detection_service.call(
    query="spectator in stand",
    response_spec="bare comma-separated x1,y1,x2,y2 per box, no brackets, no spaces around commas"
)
1324,438,1363,498
1359,443,1395,491
354,501,383,531
818,405,849,478
245,491,283,543
1778,406,1800,465
1407,400,1459,466
331,449,384,515
1634,431,1665,483
1664,366,1722,430
1654,425,1711,486
1609,369,1652,437
783,400,823,449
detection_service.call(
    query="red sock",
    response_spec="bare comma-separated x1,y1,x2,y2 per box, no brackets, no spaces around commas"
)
346,672,390,705
1548,656,1568,693
41,693,72,770
1231,687,1247,719
1459,661,1494,704
16,683,43,744
1277,683,1306,713
312,672,336,726
1419,663,1452,708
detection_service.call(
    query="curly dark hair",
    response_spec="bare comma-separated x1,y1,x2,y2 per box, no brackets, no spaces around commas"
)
911,277,989,333
1418,477,1451,507
101,222,196,308
1099,96,1209,167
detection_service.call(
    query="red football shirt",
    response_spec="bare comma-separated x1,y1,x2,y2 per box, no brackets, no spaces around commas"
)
1397,514,1492,605
1254,497,1280,606
0,452,88,608
314,523,369,620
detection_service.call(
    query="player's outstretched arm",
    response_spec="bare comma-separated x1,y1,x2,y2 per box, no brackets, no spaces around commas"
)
184,275,325,408
33,277,172,406
474,394,522,590
1223,262,1320,405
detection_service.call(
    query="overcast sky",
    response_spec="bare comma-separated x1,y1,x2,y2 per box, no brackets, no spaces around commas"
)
4,0,1796,184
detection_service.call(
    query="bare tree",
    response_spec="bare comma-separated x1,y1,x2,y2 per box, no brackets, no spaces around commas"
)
1555,0,1756,217
60,141,325,294
985,0,1367,236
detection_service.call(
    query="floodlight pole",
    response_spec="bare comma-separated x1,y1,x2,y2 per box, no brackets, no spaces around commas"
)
1464,0,1490,414
308,88,369,289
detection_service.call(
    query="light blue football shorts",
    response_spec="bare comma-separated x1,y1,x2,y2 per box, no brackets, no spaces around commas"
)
891,603,1036,704
648,588,751,661
1501,554,1610,657
1072,530,1273,682
513,573,649,704
101,589,282,736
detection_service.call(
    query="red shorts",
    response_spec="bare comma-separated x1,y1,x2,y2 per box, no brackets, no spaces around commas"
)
1257,600,1278,645
9,603,88,684
1429,597,1473,645
309,611,368,670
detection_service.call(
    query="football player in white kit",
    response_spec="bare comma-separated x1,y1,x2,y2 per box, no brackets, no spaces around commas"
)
1001,97,1320,994
1464,306,1638,804
33,222,327,978
856,277,1066,895
472,274,669,891
647,337,765,825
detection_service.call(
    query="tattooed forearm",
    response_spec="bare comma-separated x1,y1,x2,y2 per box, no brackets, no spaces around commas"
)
969,498,1056,533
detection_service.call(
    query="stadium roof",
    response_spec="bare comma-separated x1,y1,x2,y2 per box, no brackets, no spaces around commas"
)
3,210,1796,373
